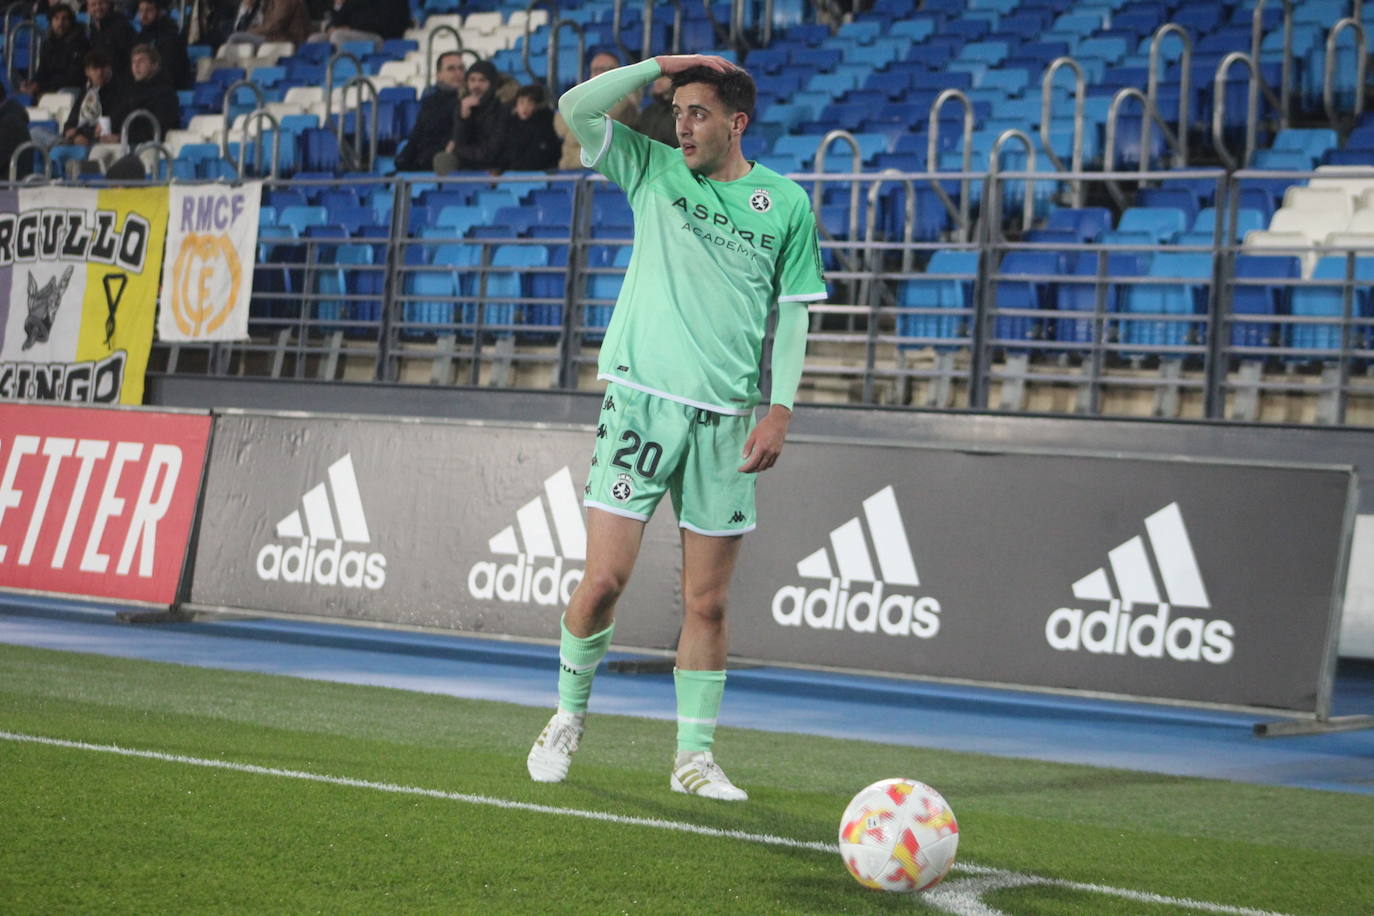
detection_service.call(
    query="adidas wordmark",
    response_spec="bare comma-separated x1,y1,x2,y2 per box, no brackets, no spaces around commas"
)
771,486,942,638
1045,503,1234,664
467,467,585,606
255,454,387,589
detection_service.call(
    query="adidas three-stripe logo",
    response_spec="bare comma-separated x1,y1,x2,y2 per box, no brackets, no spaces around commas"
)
1047,502,1234,664
772,486,942,639
255,454,387,590
468,467,586,606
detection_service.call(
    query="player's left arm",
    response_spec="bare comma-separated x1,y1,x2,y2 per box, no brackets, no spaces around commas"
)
740,196,828,474
739,301,808,473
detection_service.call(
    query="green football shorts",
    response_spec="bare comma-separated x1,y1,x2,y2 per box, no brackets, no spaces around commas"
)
583,383,757,536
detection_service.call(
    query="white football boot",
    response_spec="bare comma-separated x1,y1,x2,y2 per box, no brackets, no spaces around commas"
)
670,750,748,801
526,709,585,783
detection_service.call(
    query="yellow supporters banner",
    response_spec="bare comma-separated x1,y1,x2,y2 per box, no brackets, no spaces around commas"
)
0,185,169,405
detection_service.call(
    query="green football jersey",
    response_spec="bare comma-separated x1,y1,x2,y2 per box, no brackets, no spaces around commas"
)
588,120,827,415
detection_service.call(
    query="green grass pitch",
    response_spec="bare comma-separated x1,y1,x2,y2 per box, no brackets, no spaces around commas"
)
1,643,1371,915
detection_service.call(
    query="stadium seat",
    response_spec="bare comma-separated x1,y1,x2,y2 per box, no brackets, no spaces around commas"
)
896,250,978,345
1123,252,1213,349
1232,254,1300,350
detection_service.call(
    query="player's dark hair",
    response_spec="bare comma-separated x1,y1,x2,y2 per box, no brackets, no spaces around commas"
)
669,65,755,119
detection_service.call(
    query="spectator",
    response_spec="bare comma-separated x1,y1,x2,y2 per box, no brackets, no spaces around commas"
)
446,59,507,172
85,0,138,74
554,51,639,169
135,0,192,90
637,74,677,147
393,51,463,172
500,83,560,171
61,49,120,146
221,0,311,48
0,80,32,177
19,3,89,99
113,43,180,146
311,0,411,49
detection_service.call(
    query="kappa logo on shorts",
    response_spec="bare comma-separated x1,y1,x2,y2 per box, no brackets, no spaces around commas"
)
596,424,607,439
771,485,942,639
602,395,616,411
468,467,586,607
1046,502,1234,665
729,510,746,524
611,473,634,502
748,189,772,213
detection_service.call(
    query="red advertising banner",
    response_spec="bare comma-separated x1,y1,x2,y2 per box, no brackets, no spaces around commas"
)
0,403,211,605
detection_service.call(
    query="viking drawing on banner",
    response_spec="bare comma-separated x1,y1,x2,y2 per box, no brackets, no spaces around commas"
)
22,265,75,350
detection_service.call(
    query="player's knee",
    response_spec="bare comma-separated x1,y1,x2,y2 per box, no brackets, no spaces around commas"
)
684,591,729,628
575,569,628,611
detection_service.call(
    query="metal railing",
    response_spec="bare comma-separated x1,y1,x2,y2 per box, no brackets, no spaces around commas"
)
1324,18,1368,134
1040,57,1085,207
10,164,1356,428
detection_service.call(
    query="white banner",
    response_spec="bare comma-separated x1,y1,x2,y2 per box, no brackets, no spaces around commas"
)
158,182,260,342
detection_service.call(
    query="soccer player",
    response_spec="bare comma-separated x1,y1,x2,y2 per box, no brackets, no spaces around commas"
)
525,54,827,801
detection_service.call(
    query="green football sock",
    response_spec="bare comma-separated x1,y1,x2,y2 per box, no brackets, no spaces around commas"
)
556,615,614,714
674,668,726,753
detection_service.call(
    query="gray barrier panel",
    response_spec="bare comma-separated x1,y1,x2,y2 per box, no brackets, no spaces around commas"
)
189,411,683,647
737,441,1354,715
189,410,1354,716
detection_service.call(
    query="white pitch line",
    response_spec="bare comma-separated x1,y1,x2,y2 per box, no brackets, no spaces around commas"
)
2,730,1293,916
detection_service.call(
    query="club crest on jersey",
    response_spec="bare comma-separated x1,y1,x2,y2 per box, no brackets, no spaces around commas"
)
611,474,634,502
749,189,772,212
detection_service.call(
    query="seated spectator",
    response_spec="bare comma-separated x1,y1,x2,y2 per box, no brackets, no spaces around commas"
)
222,0,311,48
0,80,31,178
393,51,463,172
136,0,192,90
85,0,138,74
500,84,560,172
114,43,180,146
446,60,507,172
61,49,121,146
19,3,89,100
638,74,677,147
310,0,410,49
554,51,639,169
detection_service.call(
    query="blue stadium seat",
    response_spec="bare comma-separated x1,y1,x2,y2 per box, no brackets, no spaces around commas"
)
1117,207,1189,243
1232,254,1300,350
1055,252,1150,345
1045,207,1113,242
896,250,977,345
1290,255,1374,355
994,251,1062,346
1124,252,1213,350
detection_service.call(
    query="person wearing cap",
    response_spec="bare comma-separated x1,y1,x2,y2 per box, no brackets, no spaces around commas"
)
445,59,508,172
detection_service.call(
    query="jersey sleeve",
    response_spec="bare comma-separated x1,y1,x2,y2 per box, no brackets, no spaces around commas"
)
776,199,828,303
589,119,662,198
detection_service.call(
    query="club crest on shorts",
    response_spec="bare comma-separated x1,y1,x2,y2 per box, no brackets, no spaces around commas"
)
611,474,634,502
748,188,772,212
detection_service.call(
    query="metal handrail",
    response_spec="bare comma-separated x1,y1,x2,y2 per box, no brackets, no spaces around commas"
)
644,0,685,58
812,130,863,249
1039,56,1085,207
220,79,266,161
1212,52,1262,170
334,76,379,173
729,0,750,56
698,0,737,57
546,18,587,97
119,109,163,152
323,51,364,128
988,130,1036,233
1145,23,1192,168
135,141,174,181
611,0,633,62
521,0,558,86
1250,0,1293,129
863,170,917,272
1103,87,1180,207
425,24,463,76
8,139,50,181
1324,18,1368,132
927,88,975,242
4,18,39,89
238,108,282,179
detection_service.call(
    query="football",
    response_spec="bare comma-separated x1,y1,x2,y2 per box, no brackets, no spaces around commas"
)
838,777,959,892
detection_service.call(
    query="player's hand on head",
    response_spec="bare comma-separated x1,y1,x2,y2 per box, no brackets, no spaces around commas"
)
655,54,737,75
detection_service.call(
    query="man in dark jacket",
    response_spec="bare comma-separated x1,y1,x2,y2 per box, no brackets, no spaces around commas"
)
0,80,32,178
499,84,560,171
136,0,192,90
394,51,462,172
448,59,507,172
85,0,138,74
114,43,180,146
19,3,89,99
